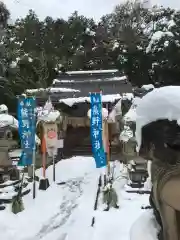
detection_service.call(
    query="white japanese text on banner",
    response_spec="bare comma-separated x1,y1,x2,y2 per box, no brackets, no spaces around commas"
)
90,92,106,168
18,96,36,166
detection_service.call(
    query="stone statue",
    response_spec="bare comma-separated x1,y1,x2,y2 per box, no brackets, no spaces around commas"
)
0,126,19,181
139,119,180,240
120,125,137,164
102,182,119,210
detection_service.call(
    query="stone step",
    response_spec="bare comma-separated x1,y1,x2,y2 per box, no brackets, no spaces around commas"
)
134,157,147,164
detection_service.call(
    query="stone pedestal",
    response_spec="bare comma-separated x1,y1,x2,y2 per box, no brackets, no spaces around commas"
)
10,168,20,181
39,178,50,190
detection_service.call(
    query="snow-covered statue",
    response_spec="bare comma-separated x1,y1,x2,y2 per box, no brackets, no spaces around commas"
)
102,182,119,210
120,96,140,165
0,104,8,114
136,86,180,240
119,125,136,164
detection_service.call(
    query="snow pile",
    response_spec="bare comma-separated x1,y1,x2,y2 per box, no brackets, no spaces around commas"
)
124,107,136,123
108,99,122,122
0,156,159,240
130,210,159,240
119,125,133,142
0,104,8,113
106,96,129,123
92,191,152,240
53,79,75,84
0,104,18,128
135,86,180,151
109,76,127,81
38,110,60,123
1,157,98,240
122,93,134,101
141,84,154,91
37,99,61,123
37,107,61,123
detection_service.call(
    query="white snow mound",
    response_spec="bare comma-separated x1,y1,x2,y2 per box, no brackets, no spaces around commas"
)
136,86,180,151
130,210,159,240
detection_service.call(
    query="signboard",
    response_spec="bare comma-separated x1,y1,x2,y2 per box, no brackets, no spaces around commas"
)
47,129,56,139
17,96,36,166
90,92,106,168
44,123,58,156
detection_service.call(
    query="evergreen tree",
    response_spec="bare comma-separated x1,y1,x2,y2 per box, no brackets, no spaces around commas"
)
1,1,180,114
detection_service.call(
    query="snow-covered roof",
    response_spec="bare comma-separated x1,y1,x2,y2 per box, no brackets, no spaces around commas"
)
26,87,80,94
122,93,134,101
53,76,127,84
136,86,180,151
61,69,119,75
53,79,75,84
59,94,121,107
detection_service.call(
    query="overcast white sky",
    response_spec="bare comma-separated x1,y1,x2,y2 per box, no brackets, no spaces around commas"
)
2,0,180,21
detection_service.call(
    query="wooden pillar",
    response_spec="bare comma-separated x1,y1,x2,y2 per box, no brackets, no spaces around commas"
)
28,165,33,178
103,119,110,175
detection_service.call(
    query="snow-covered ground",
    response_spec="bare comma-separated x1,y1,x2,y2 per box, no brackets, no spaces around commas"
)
0,156,159,240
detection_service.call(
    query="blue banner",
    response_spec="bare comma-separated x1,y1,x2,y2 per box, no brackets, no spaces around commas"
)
17,96,36,166
90,92,106,168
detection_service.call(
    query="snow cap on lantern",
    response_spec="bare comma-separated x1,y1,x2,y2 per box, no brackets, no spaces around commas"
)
0,104,8,113
135,86,180,152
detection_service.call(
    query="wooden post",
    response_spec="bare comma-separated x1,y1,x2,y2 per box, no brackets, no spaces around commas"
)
105,120,110,175
53,155,55,182
103,119,110,176
32,148,36,199
41,125,46,178
105,103,110,175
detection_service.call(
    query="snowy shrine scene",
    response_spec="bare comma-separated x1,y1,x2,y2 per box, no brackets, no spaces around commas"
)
1,0,180,240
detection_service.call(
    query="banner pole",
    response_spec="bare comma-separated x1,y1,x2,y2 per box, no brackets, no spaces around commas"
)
106,120,110,175
53,155,55,182
32,147,36,199
41,126,46,179
33,103,37,200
